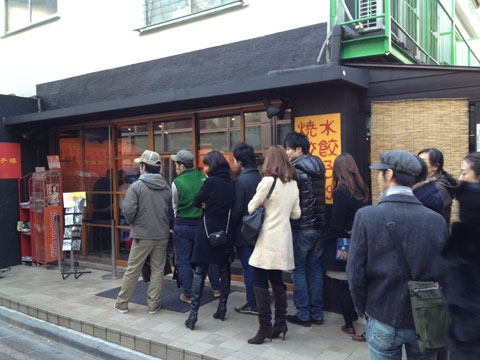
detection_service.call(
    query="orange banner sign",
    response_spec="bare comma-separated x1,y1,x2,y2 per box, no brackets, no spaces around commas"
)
0,143,21,179
295,113,342,204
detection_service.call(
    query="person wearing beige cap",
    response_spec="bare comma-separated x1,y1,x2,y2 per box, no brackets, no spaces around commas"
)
114,150,173,315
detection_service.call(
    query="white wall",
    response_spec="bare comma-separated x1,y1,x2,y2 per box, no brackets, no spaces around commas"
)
0,0,329,98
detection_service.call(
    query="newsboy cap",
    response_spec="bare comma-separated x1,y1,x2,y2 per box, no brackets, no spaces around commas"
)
370,150,421,176
135,150,161,167
171,150,194,163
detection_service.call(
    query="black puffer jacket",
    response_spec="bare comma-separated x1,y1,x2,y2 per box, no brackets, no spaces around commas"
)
291,154,326,231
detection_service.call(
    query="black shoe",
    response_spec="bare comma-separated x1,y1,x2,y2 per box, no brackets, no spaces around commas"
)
234,304,258,315
213,262,231,321
271,284,288,340
311,318,324,325
247,328,273,345
185,315,197,330
286,314,311,327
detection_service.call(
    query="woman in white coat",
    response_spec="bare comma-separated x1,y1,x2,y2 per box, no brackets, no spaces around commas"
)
247,145,301,345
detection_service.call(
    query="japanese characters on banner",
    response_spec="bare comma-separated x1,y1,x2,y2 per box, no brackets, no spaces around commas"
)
295,113,342,204
0,142,21,179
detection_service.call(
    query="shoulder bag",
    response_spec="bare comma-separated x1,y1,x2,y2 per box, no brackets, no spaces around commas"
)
204,209,231,248
241,177,277,246
382,214,449,355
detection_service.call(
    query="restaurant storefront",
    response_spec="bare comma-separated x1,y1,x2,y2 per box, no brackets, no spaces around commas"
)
50,103,292,266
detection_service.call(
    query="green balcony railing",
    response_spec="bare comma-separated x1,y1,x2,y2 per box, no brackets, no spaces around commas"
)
330,0,480,66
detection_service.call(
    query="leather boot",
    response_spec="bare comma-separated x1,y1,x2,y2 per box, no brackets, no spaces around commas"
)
271,283,288,340
247,287,273,344
213,262,231,321
185,266,206,330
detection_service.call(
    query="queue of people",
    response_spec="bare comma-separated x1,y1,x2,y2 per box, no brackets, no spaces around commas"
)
113,134,480,359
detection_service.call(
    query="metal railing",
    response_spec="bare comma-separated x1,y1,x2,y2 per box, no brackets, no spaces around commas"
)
330,0,480,66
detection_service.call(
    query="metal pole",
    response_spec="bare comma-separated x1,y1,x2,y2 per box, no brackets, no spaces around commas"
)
102,219,122,280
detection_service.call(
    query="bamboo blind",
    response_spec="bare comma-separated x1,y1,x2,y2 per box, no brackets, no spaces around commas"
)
371,98,469,221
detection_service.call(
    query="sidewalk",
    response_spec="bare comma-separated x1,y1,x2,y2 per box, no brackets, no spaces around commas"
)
0,265,368,360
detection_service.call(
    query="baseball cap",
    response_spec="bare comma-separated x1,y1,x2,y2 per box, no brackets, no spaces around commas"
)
370,150,421,176
171,150,194,163
134,150,161,167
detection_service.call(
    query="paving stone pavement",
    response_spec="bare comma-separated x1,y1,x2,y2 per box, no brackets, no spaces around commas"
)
0,265,369,360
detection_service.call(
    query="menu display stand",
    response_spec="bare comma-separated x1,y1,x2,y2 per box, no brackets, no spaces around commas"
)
61,192,91,279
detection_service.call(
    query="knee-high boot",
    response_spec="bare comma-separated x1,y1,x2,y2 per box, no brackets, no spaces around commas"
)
271,284,288,340
247,287,273,344
185,266,206,330
213,262,231,321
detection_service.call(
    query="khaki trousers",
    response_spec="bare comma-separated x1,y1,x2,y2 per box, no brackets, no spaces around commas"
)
116,238,168,308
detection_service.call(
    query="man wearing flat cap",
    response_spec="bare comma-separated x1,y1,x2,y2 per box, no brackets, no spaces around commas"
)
170,150,220,303
115,150,173,314
346,150,447,359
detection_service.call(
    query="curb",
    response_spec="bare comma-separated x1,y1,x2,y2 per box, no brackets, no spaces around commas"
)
0,306,159,360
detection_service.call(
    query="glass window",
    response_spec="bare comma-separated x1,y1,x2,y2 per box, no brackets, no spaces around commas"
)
117,124,148,156
276,123,291,145
6,0,57,32
245,126,261,150
154,119,192,153
199,132,228,152
59,130,81,192
245,111,261,124
200,116,228,130
144,0,241,27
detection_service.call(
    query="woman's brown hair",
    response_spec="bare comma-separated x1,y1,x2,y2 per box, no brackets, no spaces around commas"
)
332,153,369,202
262,145,296,183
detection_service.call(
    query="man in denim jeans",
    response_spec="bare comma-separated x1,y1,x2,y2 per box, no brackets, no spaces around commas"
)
284,132,326,327
347,150,446,359
171,150,220,304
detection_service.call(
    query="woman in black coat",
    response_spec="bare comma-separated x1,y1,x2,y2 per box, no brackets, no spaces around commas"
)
185,151,234,330
322,154,368,339
443,152,480,360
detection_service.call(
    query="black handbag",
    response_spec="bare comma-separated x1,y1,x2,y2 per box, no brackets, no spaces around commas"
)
204,209,231,247
241,177,277,246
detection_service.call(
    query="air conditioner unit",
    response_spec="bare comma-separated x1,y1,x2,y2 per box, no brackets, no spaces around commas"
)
357,0,385,32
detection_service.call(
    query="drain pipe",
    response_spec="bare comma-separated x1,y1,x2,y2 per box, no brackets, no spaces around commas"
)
32,95,42,112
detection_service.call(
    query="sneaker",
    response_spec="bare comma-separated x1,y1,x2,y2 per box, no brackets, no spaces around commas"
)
311,318,325,325
179,294,191,304
234,304,258,315
148,305,161,315
286,314,311,327
213,290,221,297
114,303,128,314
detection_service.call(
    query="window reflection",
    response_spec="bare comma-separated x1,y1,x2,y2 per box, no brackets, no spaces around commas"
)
117,124,148,156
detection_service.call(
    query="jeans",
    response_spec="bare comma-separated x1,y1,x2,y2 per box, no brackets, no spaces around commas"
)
173,223,219,297
292,229,324,321
236,246,256,310
366,316,436,360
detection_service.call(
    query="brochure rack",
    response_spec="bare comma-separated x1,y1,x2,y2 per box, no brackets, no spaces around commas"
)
18,173,33,263
61,192,91,279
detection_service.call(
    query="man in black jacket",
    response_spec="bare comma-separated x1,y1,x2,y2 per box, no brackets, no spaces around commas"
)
347,150,446,359
231,143,262,315
284,132,326,327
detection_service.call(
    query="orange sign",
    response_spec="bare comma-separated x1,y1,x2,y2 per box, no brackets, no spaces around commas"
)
295,113,342,204
0,142,21,179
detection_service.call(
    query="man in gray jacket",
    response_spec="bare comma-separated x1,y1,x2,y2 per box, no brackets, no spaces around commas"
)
347,150,446,359
115,150,173,314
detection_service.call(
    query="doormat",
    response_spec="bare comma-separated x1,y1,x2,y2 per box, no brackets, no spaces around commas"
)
95,279,226,313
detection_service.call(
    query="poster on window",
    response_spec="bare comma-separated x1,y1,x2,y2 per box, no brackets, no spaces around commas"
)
294,113,342,204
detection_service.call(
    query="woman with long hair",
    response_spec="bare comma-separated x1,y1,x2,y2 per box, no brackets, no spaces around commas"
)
323,153,369,340
443,152,480,360
246,145,301,344
185,151,234,330
418,148,457,226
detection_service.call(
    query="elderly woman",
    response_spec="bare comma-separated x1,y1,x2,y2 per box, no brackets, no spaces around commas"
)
443,152,480,360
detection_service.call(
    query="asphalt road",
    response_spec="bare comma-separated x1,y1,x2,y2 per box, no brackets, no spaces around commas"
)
0,321,96,360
